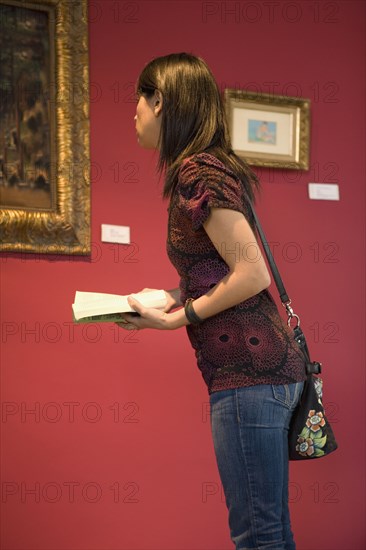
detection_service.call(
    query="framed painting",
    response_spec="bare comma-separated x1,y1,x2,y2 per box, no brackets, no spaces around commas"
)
0,0,90,255
225,89,310,170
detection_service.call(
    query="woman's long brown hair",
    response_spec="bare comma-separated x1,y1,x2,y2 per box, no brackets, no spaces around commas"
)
137,52,260,204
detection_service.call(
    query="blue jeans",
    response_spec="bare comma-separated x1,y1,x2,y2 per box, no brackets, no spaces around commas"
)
209,382,304,550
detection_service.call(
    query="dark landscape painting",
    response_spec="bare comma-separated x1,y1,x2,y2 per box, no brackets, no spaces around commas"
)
0,2,54,210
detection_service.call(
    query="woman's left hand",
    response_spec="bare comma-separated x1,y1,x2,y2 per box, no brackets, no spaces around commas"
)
116,296,171,331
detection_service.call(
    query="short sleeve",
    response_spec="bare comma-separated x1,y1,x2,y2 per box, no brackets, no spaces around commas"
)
177,153,247,231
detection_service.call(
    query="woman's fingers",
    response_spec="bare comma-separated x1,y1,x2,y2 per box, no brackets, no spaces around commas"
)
116,322,137,330
127,296,145,315
115,298,144,330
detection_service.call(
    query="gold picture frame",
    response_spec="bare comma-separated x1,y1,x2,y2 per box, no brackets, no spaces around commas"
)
225,89,310,170
0,0,90,255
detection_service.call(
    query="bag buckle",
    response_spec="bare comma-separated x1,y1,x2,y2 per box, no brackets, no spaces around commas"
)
306,362,322,375
283,299,301,328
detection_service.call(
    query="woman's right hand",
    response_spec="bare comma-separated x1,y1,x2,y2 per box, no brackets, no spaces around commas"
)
139,287,182,312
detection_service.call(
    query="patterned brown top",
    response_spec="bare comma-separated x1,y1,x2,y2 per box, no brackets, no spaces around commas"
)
166,153,306,394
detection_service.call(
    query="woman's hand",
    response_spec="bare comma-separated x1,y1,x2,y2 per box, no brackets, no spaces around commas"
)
116,296,171,331
115,288,187,331
128,287,181,312
163,288,182,312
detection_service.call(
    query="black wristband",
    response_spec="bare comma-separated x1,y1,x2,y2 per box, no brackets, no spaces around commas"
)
184,298,204,325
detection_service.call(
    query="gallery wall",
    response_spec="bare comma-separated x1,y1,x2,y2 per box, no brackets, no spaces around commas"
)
1,1,365,549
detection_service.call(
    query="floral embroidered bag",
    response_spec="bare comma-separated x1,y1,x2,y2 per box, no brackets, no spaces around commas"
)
287,326,338,459
249,201,338,460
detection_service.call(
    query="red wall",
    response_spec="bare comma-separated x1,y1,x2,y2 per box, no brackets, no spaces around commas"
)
1,1,365,549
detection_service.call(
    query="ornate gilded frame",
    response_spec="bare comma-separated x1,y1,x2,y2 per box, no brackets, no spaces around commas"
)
0,0,90,255
225,89,310,170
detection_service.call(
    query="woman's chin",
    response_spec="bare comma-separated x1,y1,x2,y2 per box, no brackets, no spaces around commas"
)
137,139,157,150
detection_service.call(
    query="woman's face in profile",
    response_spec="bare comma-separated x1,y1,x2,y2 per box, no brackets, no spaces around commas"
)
134,93,162,149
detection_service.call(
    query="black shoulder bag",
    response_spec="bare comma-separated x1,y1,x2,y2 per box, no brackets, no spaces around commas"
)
249,202,338,460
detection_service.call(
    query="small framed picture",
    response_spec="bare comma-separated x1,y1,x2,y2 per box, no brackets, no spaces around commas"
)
225,89,310,170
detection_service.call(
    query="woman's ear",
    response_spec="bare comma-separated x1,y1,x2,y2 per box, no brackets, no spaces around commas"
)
153,89,163,116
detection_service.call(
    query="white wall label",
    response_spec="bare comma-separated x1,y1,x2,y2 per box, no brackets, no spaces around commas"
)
101,224,130,244
308,183,340,201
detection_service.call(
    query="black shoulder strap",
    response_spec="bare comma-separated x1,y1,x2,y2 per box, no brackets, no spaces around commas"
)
248,200,322,373
248,201,289,304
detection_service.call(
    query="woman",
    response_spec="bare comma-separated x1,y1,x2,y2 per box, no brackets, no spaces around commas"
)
118,53,306,550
